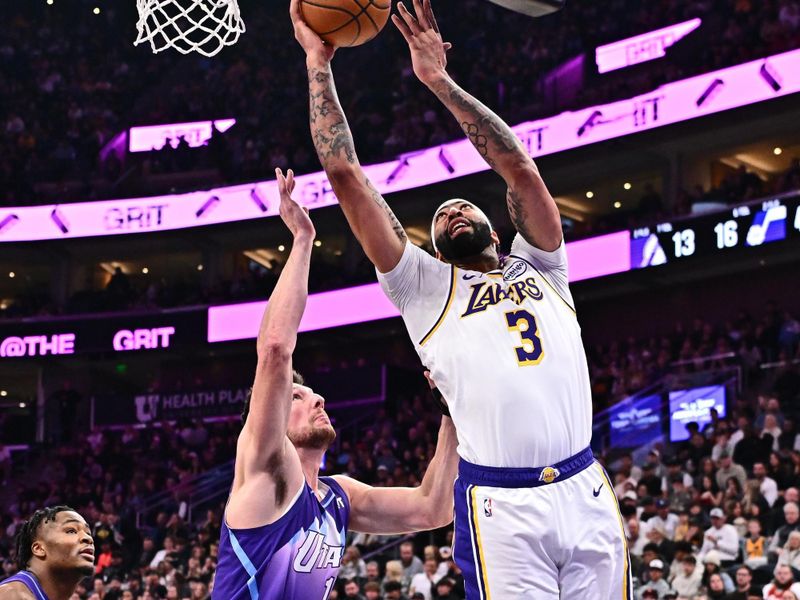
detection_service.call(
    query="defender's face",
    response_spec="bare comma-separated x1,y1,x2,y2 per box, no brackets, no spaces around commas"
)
287,384,336,450
34,511,95,576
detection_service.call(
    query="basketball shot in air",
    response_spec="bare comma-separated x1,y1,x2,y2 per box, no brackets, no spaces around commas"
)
300,0,392,47
292,0,631,596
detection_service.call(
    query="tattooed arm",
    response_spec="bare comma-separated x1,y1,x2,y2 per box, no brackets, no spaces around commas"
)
290,0,407,273
393,0,562,251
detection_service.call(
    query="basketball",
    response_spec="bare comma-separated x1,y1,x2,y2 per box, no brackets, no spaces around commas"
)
300,0,391,48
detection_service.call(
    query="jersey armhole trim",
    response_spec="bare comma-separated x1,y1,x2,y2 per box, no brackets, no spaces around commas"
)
507,254,576,316
419,265,458,346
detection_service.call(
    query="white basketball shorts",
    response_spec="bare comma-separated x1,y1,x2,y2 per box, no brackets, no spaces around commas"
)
452,447,632,599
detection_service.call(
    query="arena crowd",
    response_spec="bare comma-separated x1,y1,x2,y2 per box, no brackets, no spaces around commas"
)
1,0,798,206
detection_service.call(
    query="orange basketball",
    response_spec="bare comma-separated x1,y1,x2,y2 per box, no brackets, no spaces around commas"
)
300,0,392,48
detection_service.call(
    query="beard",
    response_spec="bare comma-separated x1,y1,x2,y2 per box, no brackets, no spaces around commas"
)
288,424,336,450
435,218,494,262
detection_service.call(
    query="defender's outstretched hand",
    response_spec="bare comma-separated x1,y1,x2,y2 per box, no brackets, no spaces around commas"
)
276,168,315,241
289,0,336,64
392,0,452,86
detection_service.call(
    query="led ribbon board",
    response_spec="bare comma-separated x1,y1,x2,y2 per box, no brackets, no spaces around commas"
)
128,119,237,152
596,19,702,74
1,49,798,243
206,231,631,344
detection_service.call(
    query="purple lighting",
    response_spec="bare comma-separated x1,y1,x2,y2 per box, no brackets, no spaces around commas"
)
208,284,401,343
113,327,175,351
0,333,76,357
596,19,702,74
208,235,633,343
2,49,800,244
566,231,631,282
128,119,236,152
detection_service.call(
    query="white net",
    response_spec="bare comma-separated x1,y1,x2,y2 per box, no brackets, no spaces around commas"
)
135,0,245,57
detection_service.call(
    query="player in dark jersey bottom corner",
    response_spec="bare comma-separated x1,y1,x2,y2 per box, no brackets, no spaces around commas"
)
0,506,95,600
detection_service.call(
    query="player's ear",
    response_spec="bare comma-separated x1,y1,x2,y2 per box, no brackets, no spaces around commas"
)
31,539,46,560
490,230,500,248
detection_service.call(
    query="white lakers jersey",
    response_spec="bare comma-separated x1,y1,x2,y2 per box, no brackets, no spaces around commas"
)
377,235,592,468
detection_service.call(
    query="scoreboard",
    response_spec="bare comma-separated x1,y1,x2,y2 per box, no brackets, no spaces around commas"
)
630,194,800,269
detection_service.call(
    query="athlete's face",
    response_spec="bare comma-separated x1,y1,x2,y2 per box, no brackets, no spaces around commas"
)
287,384,336,450
432,200,498,263
32,511,95,576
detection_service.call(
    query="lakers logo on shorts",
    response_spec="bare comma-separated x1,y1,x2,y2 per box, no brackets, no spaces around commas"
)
538,466,561,484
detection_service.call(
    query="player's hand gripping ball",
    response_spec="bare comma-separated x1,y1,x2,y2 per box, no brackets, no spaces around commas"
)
300,0,391,47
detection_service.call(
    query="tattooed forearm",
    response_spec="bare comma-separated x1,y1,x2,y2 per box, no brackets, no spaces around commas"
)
430,76,525,171
506,188,529,236
365,177,407,243
308,66,357,166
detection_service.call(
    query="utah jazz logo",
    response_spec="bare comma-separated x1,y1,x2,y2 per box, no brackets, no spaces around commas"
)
539,467,560,484
292,531,344,573
462,277,543,317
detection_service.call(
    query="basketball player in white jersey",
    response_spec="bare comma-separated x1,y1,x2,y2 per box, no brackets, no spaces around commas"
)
292,0,631,597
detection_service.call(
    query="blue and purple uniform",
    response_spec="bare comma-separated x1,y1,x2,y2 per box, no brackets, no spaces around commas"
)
213,476,350,600
0,570,49,599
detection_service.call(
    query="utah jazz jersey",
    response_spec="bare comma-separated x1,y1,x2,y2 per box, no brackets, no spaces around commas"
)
378,235,592,468
0,571,50,599
213,477,350,600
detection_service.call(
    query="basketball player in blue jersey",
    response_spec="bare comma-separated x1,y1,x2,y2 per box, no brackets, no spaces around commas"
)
212,168,459,600
293,0,632,597
0,506,95,600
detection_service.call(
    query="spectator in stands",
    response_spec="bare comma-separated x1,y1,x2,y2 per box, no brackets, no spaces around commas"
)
343,578,366,600
364,561,381,587
363,581,381,600
408,558,440,600
383,560,404,591
398,541,423,593
648,498,681,540
763,564,796,599
700,551,734,592
637,559,672,599
669,554,703,597
769,503,800,562
340,546,367,582
778,531,800,570
698,508,739,565
428,577,455,600
707,572,727,599
383,580,408,600
742,518,769,568
646,525,676,565
726,565,757,600
753,462,779,509
716,451,747,491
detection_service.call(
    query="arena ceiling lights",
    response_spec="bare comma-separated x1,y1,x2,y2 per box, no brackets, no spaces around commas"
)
1,48,799,244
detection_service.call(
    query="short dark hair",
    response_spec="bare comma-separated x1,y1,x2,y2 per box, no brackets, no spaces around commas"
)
15,506,77,569
241,370,305,425
384,581,403,592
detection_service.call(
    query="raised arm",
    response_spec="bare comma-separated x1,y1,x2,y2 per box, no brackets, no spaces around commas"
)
290,0,406,273
334,375,459,534
228,168,313,527
393,0,563,251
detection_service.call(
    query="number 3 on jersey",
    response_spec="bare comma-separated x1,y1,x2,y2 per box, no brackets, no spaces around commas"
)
504,309,544,366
